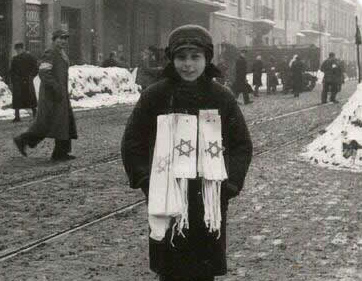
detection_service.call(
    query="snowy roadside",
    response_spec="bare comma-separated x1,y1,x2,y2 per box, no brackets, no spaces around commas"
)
301,83,362,172
0,65,141,120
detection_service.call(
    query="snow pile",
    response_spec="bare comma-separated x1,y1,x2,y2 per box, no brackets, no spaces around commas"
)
301,84,362,171
0,76,12,110
68,65,140,104
0,65,141,120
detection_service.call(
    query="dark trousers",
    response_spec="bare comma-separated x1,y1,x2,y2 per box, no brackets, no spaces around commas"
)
18,131,71,157
234,91,251,104
322,82,338,103
159,275,214,281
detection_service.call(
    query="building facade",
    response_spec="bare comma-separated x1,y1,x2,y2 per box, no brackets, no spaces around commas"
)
1,0,360,79
1,0,224,76
212,0,359,64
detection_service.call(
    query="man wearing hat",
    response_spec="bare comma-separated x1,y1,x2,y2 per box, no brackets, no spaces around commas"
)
320,52,342,103
9,42,38,122
13,29,78,161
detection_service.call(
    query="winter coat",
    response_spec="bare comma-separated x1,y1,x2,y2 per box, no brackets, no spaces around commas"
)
291,59,305,93
10,52,38,109
320,57,341,84
121,63,253,278
27,47,77,140
252,59,263,86
232,55,249,93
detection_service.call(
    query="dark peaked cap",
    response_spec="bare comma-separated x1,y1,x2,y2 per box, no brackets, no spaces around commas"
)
52,29,69,41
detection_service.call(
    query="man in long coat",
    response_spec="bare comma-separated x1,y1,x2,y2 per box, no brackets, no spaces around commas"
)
232,50,252,104
10,42,38,122
13,30,77,161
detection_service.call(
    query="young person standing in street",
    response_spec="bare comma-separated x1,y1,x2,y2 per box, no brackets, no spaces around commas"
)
9,42,38,122
13,29,77,161
121,24,253,281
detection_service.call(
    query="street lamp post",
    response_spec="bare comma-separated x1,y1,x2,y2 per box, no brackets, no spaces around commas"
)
355,16,361,83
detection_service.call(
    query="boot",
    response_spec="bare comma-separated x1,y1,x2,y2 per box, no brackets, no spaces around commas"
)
12,109,20,122
13,136,27,156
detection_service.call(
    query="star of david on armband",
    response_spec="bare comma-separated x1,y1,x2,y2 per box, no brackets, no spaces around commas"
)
156,156,170,173
174,139,195,157
205,141,223,159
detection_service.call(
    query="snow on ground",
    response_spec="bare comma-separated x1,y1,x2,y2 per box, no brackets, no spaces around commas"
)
301,83,362,172
0,65,141,120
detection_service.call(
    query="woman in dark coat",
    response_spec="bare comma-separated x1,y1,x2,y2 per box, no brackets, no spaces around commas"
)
290,55,305,98
13,30,77,161
10,42,38,122
121,25,253,281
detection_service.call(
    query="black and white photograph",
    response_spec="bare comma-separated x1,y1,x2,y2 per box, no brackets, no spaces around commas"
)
1,0,362,280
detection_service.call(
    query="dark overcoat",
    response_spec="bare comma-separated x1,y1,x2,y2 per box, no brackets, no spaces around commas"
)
232,55,249,94
252,59,263,86
28,47,77,140
10,52,38,109
121,64,253,278
320,57,341,84
291,59,305,93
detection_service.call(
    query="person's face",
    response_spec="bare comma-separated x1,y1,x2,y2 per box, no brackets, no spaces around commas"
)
54,36,68,49
173,48,206,82
15,47,23,55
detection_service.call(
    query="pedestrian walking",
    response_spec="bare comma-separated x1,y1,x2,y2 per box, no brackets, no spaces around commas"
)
320,52,342,103
9,42,38,122
121,24,253,281
13,29,77,161
266,56,278,95
290,55,305,98
252,55,263,97
232,49,253,104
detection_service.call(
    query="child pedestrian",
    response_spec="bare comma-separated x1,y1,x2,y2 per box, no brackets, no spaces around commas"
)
121,24,253,281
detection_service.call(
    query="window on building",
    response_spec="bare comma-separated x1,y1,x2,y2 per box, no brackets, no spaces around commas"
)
246,0,251,8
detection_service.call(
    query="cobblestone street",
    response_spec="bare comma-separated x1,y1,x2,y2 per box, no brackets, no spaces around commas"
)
1,82,362,280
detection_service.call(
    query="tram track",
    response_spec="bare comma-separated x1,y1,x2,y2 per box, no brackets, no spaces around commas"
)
0,110,336,263
0,99,345,189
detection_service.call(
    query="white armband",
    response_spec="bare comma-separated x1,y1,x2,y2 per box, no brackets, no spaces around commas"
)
39,62,53,70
